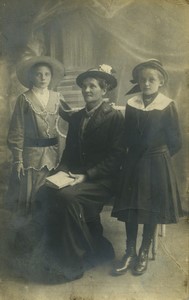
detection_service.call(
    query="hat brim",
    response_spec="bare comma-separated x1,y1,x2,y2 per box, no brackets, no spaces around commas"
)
132,61,168,84
76,70,117,91
16,56,64,88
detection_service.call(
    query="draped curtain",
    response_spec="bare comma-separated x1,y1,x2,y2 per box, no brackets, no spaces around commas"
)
33,0,189,102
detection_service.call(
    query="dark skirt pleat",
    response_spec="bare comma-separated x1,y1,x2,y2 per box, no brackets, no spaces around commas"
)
112,148,183,224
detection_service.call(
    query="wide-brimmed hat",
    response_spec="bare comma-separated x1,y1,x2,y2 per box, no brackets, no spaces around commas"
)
131,59,168,84
76,64,117,91
16,56,64,88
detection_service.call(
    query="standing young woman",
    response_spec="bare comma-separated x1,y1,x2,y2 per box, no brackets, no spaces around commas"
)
6,56,65,215
112,59,183,276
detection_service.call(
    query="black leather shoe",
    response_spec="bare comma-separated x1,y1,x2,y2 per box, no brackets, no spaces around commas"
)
133,250,148,275
111,253,137,276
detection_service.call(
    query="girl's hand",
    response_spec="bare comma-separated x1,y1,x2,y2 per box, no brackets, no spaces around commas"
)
69,172,87,186
15,162,25,180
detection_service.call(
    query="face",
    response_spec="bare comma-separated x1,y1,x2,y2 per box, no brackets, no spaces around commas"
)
32,65,52,89
81,77,106,107
138,68,164,95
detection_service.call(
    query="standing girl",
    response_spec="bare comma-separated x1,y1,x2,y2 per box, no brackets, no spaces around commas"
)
6,56,65,215
112,59,183,276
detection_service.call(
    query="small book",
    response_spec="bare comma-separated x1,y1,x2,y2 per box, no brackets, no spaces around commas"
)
45,171,75,189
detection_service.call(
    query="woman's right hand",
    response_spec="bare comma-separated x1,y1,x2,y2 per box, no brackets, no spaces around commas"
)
15,162,25,180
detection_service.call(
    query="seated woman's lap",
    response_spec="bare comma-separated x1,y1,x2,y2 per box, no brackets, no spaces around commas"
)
36,181,111,222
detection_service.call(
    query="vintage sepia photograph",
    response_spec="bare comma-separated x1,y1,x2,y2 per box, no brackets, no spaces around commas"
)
0,0,188,299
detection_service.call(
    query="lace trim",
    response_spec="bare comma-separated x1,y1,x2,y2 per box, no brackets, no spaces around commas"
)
13,160,23,165
24,162,60,171
12,147,23,152
23,93,59,115
55,116,67,138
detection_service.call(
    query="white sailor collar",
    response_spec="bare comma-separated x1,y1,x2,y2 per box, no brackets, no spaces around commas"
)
127,93,173,111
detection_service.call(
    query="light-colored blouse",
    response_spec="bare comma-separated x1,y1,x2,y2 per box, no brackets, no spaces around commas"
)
7,89,63,171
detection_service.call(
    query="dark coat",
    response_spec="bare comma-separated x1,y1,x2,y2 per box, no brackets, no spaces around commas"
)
112,93,183,224
9,102,124,281
59,102,124,188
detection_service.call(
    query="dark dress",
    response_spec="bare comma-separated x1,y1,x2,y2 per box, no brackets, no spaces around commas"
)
31,101,125,280
112,93,183,224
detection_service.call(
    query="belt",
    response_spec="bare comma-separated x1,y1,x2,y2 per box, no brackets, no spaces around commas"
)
24,137,58,147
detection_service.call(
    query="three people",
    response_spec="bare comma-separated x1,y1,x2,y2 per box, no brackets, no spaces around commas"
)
112,59,183,276
34,64,124,281
6,56,65,214
6,57,183,281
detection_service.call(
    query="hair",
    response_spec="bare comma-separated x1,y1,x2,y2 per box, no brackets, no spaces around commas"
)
28,62,53,88
81,76,109,91
137,66,165,85
95,77,109,90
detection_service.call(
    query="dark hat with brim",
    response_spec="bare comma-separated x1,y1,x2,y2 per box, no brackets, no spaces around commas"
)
16,56,64,88
76,64,117,91
131,59,168,84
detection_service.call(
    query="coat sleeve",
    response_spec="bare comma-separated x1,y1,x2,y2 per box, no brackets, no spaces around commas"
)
7,95,26,163
86,110,125,179
58,92,74,123
163,101,182,156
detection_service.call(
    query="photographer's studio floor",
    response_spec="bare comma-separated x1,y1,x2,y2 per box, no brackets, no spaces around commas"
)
0,207,188,300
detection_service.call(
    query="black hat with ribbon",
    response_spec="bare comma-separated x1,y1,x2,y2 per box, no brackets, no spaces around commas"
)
126,59,168,95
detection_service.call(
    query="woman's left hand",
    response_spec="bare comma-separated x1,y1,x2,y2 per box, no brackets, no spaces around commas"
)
69,172,87,186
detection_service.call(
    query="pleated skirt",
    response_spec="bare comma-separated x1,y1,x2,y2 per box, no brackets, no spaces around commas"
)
112,146,183,224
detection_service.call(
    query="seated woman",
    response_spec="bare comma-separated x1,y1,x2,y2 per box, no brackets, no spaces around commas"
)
34,64,125,281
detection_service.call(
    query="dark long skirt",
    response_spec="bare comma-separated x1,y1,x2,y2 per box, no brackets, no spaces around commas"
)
11,181,115,282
